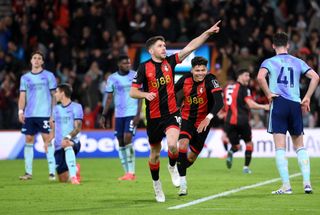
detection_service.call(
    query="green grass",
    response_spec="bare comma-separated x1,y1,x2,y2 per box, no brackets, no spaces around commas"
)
0,158,319,215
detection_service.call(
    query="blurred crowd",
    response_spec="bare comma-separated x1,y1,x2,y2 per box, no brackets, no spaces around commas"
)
0,0,319,129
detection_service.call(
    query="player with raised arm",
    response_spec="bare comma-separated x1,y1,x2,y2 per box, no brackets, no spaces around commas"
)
257,32,319,194
100,55,141,181
224,69,269,174
174,56,223,196
50,83,83,184
18,51,56,181
130,20,221,202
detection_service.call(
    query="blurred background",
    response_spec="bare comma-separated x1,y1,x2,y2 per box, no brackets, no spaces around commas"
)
0,0,319,131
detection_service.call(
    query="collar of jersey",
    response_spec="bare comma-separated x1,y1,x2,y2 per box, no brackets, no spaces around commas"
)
31,69,44,75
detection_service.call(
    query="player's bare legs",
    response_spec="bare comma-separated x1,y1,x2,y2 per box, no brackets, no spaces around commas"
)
166,127,180,187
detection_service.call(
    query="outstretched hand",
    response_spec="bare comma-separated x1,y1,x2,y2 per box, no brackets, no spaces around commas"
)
207,20,221,35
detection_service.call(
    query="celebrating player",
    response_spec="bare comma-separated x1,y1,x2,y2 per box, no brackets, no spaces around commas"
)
130,20,221,202
175,56,223,196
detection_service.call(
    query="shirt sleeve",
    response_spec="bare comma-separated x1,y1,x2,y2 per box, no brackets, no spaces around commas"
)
300,59,312,75
132,63,145,88
19,76,26,91
105,76,114,93
49,72,57,90
260,59,270,72
242,86,253,102
166,53,181,75
74,104,84,120
207,74,222,93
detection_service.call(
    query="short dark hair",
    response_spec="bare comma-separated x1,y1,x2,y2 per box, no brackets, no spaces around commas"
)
145,36,165,50
57,83,73,98
273,32,289,47
31,50,45,61
117,55,130,63
236,68,250,78
191,56,208,67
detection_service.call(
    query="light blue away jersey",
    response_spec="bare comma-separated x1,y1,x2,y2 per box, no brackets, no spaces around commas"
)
53,102,83,150
260,54,311,102
105,70,138,117
19,70,57,117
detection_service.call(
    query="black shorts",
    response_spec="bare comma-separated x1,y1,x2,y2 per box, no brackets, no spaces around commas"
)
224,123,252,146
179,119,211,155
54,142,81,174
22,117,51,135
147,111,180,144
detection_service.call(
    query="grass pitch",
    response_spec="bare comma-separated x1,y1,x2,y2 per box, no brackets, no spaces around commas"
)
0,157,319,215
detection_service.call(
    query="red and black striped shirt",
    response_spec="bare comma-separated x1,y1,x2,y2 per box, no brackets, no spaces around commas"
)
223,82,252,125
175,73,222,127
132,54,181,119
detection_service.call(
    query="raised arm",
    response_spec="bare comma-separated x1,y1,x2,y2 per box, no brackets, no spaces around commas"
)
178,20,221,62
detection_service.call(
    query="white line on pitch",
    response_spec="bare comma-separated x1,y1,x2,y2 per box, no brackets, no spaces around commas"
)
168,173,301,210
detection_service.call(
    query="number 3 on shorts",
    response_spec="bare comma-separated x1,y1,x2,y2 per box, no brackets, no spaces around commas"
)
43,120,50,129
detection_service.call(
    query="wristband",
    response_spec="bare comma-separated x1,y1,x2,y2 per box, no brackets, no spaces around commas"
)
206,113,214,120
65,135,72,140
18,109,24,115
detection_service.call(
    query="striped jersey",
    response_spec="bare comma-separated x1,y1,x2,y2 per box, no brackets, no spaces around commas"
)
260,53,311,102
175,73,222,127
53,102,83,150
105,70,138,117
132,53,181,119
223,82,252,125
19,70,56,117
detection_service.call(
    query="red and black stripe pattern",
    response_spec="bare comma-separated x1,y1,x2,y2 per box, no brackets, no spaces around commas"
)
223,82,252,125
175,73,222,127
132,54,180,119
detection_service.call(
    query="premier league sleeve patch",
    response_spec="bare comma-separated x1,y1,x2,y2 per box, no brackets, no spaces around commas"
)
211,79,220,88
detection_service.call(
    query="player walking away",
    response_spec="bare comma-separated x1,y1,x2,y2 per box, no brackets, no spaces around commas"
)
100,55,141,181
257,32,319,194
175,56,223,196
130,20,221,202
50,84,83,184
224,69,269,174
18,51,56,181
